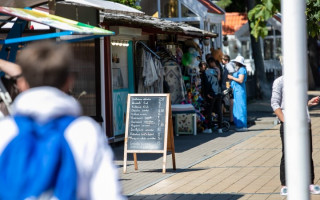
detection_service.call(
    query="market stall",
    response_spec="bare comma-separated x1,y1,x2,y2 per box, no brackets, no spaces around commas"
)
101,11,218,140
0,6,114,117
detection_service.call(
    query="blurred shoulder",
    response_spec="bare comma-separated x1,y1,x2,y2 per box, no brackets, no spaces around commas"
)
66,116,104,137
64,116,106,146
273,76,283,86
0,117,18,134
275,76,283,82
0,117,19,154
239,67,247,74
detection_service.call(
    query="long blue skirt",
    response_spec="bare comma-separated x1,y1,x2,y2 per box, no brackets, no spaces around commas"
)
232,86,247,128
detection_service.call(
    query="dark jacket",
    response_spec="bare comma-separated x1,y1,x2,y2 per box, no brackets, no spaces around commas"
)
215,61,224,91
200,70,215,98
221,65,228,91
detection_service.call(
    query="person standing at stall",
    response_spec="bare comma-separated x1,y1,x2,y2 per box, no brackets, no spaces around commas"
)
228,55,247,131
199,61,208,95
202,57,223,134
222,55,234,125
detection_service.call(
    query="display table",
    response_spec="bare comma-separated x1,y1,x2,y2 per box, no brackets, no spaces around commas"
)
171,104,197,136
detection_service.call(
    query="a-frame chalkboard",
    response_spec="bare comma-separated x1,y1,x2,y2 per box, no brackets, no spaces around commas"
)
123,94,176,173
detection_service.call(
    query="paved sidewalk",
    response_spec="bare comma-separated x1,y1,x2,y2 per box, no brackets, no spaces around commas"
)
112,91,320,200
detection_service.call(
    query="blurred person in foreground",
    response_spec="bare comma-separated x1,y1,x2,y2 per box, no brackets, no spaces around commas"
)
271,75,320,196
0,41,126,200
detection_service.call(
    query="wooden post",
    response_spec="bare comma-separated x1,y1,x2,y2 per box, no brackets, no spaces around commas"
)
166,96,176,171
123,138,128,173
168,106,176,170
133,153,138,170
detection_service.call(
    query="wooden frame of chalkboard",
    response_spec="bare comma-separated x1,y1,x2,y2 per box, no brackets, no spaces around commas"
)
123,94,176,173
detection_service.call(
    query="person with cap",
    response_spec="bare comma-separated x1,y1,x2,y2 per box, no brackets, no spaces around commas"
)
227,55,247,131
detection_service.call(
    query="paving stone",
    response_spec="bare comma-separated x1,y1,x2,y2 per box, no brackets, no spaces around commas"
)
111,93,320,200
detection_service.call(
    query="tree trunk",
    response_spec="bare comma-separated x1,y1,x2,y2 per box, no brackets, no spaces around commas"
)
247,0,271,99
308,36,319,89
308,61,315,90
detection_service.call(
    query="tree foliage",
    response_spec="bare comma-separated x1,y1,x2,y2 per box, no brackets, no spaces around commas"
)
248,0,280,39
107,0,141,10
216,0,232,9
306,0,320,37
248,0,320,39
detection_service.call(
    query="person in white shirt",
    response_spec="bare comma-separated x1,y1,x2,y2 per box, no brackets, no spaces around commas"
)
271,75,320,196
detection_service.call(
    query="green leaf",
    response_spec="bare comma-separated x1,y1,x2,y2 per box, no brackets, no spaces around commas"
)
262,27,268,37
216,0,232,9
248,8,257,20
255,8,266,19
251,29,259,41
265,0,273,11
264,10,272,19
250,22,256,29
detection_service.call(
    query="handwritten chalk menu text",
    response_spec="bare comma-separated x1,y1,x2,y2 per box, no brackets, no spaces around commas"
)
124,94,176,174
127,96,167,151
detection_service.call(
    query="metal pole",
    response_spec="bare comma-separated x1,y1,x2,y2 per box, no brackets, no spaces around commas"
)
282,0,310,199
178,0,182,22
157,0,161,18
100,37,106,133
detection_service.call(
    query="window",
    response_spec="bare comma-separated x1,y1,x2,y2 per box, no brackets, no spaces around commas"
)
263,38,274,60
181,4,196,17
275,37,281,60
70,40,99,117
241,41,250,59
111,45,128,89
161,0,178,18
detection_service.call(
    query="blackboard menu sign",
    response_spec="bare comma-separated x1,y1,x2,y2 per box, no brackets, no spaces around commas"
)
127,96,166,150
123,94,176,173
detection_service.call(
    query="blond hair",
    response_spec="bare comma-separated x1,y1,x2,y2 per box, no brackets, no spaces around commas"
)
211,48,223,62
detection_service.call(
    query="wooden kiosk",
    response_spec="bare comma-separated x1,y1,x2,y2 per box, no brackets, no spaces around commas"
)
123,94,176,173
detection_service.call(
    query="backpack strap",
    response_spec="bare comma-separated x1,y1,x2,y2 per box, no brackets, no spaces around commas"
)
0,115,77,200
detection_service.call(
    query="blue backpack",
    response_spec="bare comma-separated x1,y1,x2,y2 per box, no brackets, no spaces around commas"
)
0,115,77,200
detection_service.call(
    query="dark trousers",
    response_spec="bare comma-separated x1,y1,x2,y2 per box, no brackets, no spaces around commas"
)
280,123,314,186
204,95,222,129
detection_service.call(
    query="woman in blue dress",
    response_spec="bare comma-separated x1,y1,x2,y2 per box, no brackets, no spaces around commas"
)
228,56,247,131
